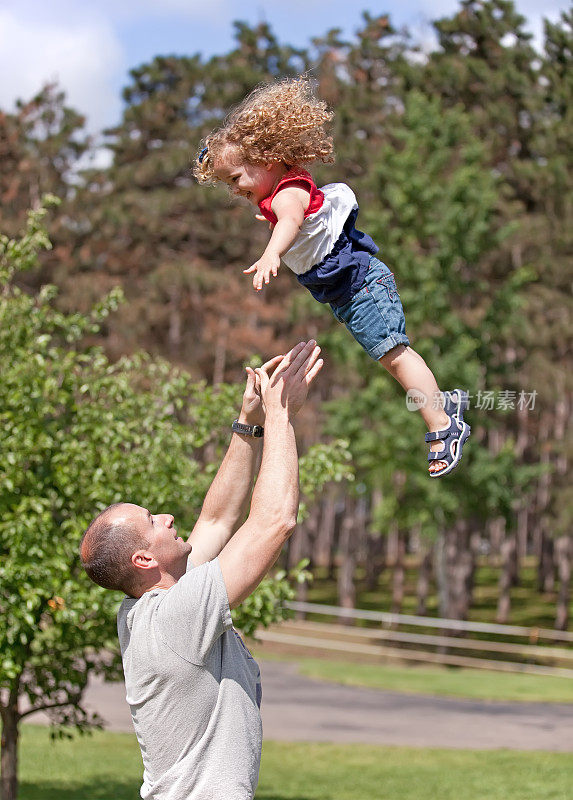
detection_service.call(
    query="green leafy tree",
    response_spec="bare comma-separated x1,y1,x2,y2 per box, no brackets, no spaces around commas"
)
54,22,311,376
414,0,571,622
0,203,351,800
0,84,88,238
415,0,540,174
526,10,572,627
322,91,538,618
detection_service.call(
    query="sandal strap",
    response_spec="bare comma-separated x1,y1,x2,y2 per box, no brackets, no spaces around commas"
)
425,414,462,443
428,451,448,462
425,428,451,443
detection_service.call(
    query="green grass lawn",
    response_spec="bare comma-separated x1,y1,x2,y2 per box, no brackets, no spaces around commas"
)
250,653,573,704
18,725,573,800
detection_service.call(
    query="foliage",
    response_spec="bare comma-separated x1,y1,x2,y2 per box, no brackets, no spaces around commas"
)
0,202,350,761
298,439,354,520
322,89,539,543
0,0,570,658
0,4,571,794
231,560,313,639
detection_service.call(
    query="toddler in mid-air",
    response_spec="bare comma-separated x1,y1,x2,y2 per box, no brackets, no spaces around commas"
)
194,78,470,477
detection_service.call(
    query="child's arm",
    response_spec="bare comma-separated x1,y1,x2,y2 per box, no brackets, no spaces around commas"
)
244,185,309,291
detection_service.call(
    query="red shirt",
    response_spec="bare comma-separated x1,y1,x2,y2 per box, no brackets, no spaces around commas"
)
258,168,324,226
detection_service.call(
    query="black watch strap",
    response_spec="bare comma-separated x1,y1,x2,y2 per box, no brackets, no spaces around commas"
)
232,419,264,438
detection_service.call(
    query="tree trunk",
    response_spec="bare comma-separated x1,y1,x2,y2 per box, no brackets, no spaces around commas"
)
434,532,448,620
313,489,341,580
449,521,474,620
1,697,19,800
555,535,572,631
390,527,406,615
301,503,320,569
416,544,433,616
287,522,309,617
337,501,357,624
532,411,552,562
288,523,307,570
168,285,182,356
496,534,518,623
487,516,505,560
294,506,320,611
212,315,229,386
365,488,385,592
312,490,337,569
434,522,475,620
364,534,384,591
537,528,555,593
516,506,528,567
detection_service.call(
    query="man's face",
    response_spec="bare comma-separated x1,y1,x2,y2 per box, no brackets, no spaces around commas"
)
112,503,192,573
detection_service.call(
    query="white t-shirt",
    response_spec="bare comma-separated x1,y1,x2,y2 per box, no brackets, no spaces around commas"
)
117,558,262,800
282,182,359,275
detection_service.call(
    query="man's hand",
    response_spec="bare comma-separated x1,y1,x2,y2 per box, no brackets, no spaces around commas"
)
238,356,283,427
218,339,322,608
243,252,281,291
256,340,323,420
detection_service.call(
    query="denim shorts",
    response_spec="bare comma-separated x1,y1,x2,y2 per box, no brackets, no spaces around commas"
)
329,256,410,360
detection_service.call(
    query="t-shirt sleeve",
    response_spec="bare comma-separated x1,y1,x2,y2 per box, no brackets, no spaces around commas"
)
157,558,232,665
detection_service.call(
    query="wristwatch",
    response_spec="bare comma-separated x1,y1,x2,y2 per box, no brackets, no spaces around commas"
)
231,419,264,438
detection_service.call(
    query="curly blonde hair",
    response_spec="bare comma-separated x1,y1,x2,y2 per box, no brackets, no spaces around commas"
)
194,78,334,184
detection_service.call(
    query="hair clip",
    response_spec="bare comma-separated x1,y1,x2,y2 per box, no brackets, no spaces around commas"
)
198,147,208,163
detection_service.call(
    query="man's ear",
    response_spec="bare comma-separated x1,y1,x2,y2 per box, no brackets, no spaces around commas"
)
132,550,158,570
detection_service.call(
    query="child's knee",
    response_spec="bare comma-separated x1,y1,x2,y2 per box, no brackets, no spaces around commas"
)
379,344,409,373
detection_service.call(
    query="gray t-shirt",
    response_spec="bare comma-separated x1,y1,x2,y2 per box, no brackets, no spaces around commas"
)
117,557,262,800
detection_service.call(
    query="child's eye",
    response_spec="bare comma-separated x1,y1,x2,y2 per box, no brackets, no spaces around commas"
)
231,176,238,182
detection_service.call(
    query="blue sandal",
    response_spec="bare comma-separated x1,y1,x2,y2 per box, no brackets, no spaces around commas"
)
442,389,469,419
426,390,471,477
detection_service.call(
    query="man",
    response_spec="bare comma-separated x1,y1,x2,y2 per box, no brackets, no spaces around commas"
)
80,340,323,800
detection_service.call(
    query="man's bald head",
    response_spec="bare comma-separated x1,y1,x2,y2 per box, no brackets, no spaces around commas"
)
80,503,150,596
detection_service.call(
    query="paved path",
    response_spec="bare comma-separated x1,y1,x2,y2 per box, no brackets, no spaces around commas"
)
27,660,573,752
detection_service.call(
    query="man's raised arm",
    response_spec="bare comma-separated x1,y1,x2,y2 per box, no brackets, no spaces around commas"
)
218,340,323,608
188,358,281,566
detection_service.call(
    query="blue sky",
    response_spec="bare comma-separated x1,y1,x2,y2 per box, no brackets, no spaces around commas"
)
0,0,569,136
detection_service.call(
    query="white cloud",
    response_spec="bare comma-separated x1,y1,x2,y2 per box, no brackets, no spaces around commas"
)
0,0,569,139
33,0,229,23
135,0,227,16
0,8,125,134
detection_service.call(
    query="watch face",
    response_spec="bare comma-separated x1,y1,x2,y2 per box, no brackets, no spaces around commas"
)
253,425,263,437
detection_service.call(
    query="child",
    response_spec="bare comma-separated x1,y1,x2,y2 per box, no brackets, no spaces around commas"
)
194,79,470,477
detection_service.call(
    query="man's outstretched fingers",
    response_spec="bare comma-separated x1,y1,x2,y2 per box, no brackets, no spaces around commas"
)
288,340,318,378
269,341,309,383
260,354,284,375
301,344,322,376
305,354,324,385
245,366,256,386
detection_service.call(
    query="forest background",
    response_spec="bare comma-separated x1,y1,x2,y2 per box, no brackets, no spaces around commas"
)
1,0,571,631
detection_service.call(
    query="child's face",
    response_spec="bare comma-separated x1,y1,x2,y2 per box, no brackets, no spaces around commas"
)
214,148,283,206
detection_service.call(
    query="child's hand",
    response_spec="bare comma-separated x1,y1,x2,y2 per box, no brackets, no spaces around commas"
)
243,252,281,291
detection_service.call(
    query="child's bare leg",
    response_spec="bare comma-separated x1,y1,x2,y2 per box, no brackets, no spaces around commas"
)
378,345,449,473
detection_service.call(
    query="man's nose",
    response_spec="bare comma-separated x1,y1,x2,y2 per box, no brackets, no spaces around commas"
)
161,514,174,527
